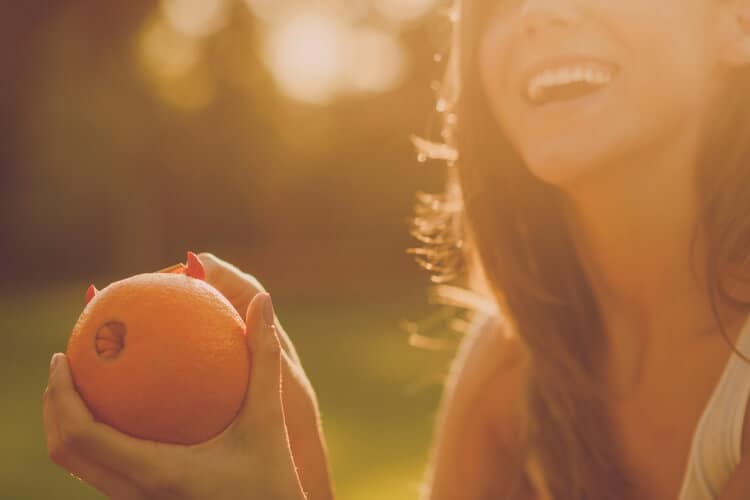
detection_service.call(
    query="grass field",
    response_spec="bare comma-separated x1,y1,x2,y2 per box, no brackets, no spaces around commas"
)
0,282,460,499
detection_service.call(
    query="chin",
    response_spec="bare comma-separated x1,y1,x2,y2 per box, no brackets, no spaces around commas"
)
520,148,601,189
516,129,633,192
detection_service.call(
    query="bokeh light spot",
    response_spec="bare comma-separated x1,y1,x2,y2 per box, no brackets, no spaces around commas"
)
136,17,214,111
160,0,229,38
344,28,406,94
264,11,348,104
373,0,438,25
138,18,201,80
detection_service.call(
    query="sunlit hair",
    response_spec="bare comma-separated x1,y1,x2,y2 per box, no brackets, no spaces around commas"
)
407,1,750,498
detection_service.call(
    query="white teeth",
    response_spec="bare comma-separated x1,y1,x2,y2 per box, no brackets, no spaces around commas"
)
527,64,614,103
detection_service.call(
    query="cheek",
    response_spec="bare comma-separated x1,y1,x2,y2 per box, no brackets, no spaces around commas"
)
627,20,714,120
619,2,715,89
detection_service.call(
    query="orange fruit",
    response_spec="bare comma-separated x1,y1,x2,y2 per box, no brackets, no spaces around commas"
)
66,252,251,445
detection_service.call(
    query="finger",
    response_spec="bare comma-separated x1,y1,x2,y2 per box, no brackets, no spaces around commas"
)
44,354,98,444
260,296,302,366
233,299,308,497
277,348,326,473
44,368,148,499
46,354,184,495
279,349,318,418
45,373,143,498
197,252,301,364
48,439,147,500
197,252,266,303
234,292,286,433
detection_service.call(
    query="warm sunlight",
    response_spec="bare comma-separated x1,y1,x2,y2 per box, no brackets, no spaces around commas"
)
139,18,200,79
160,0,229,38
137,0,438,107
344,27,406,94
137,17,215,110
372,0,438,25
263,11,348,104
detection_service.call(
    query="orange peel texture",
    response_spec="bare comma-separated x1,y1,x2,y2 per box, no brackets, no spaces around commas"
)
66,262,250,445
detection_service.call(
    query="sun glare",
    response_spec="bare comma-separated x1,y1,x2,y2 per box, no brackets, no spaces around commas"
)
264,12,348,105
344,27,405,94
244,0,368,25
242,0,296,24
139,19,201,80
160,0,229,38
137,17,215,110
373,0,438,25
137,0,437,108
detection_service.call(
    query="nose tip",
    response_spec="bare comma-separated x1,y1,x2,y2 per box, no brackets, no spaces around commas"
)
519,0,577,36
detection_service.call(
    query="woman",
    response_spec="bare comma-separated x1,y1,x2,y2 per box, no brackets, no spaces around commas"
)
43,0,750,498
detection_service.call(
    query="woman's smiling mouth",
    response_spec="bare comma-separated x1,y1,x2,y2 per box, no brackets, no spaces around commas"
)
520,56,620,107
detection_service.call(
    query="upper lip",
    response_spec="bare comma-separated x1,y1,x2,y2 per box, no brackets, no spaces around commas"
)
518,54,620,99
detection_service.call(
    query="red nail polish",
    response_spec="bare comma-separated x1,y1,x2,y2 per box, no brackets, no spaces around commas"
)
85,284,98,304
185,251,206,280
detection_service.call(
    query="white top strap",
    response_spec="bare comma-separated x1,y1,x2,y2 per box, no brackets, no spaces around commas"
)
677,313,750,500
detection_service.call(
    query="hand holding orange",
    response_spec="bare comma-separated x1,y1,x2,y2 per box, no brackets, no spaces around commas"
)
65,251,251,445
43,256,312,500
43,252,330,500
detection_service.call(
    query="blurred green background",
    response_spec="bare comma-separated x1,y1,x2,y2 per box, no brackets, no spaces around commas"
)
0,1,469,498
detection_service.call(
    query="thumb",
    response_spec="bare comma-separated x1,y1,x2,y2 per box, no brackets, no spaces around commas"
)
236,292,285,431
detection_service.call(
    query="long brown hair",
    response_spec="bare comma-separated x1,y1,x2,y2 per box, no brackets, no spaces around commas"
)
407,1,750,498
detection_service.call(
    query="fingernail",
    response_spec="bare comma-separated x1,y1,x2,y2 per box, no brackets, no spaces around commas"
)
186,251,206,280
49,353,61,375
263,293,275,326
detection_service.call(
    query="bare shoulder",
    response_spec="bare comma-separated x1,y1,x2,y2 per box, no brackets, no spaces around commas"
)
421,312,531,500
451,313,528,447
